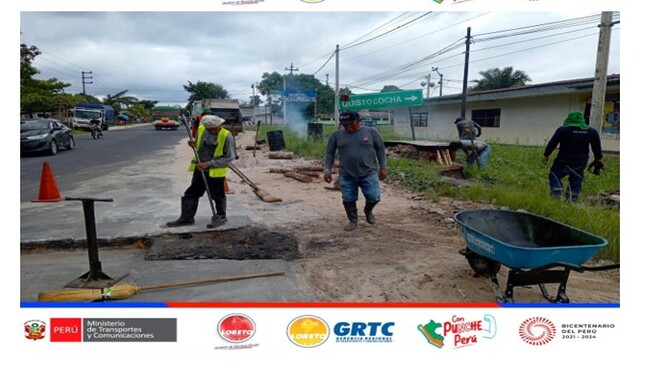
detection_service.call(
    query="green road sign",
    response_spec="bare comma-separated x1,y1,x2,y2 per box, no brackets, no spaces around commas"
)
339,90,424,110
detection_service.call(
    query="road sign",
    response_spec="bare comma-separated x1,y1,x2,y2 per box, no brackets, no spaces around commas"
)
281,90,317,102
339,90,424,110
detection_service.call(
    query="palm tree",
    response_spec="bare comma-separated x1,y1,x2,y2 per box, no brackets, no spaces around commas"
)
470,67,531,92
102,90,139,112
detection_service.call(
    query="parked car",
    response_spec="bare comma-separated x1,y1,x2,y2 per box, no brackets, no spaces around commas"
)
361,118,377,127
20,119,75,156
153,117,180,130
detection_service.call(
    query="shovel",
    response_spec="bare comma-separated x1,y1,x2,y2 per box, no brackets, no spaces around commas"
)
470,139,481,168
180,115,224,229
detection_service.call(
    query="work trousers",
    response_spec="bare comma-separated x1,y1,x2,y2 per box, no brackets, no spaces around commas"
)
549,161,586,201
339,173,381,204
184,169,226,202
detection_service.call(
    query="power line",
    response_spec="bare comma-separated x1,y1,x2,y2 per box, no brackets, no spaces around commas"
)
341,12,433,52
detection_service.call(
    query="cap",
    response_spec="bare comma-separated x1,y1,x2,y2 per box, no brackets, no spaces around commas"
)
339,111,360,125
200,115,225,128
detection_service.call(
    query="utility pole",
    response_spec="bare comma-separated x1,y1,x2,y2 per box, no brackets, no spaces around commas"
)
283,63,298,125
285,63,298,75
460,27,471,118
589,11,618,133
251,82,257,122
420,73,435,99
325,73,329,87
82,71,93,96
432,67,443,96
334,44,340,126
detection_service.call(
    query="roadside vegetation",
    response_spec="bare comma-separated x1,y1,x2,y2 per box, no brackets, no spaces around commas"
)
251,123,620,261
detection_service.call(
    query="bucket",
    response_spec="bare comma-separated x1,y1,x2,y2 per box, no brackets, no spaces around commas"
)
307,122,323,141
267,130,286,151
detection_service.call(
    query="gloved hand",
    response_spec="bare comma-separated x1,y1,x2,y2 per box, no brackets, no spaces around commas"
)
587,160,604,175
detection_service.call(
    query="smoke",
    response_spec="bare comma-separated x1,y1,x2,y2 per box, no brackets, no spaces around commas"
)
284,102,314,138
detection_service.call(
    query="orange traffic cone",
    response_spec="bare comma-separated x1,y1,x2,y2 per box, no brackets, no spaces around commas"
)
224,179,234,195
32,162,64,203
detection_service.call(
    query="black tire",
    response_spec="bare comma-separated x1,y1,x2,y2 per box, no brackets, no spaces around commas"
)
49,141,58,155
460,248,501,277
66,136,75,150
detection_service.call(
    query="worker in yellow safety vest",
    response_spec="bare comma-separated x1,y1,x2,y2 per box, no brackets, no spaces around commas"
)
166,115,235,227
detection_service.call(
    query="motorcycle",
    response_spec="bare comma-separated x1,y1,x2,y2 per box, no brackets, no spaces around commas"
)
90,119,103,139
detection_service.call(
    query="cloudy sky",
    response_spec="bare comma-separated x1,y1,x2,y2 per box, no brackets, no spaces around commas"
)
19,10,620,106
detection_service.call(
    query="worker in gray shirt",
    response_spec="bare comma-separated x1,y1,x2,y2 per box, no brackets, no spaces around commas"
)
167,115,235,228
454,117,482,140
324,111,387,231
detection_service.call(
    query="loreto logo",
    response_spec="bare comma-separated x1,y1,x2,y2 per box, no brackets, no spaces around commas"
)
333,321,394,343
50,318,82,342
419,314,497,349
301,0,325,3
433,0,445,3
287,315,330,348
218,314,256,343
24,320,46,341
519,317,556,346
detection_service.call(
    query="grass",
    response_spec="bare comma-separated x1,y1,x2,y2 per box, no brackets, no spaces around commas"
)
247,123,620,262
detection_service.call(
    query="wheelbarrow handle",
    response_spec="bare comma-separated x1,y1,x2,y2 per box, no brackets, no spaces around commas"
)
581,263,620,272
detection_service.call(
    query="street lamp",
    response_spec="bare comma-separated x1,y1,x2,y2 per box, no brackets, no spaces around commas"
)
420,74,435,99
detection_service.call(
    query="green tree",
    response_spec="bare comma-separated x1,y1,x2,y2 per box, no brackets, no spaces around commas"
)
183,81,230,111
20,43,84,114
127,103,150,120
470,67,531,91
381,85,402,92
101,89,139,113
135,99,159,111
20,43,40,85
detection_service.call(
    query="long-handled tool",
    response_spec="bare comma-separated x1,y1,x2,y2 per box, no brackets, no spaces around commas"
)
253,120,261,157
470,138,481,168
37,271,286,302
180,115,223,228
228,163,282,202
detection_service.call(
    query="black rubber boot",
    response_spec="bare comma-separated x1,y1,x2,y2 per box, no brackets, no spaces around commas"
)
364,201,379,225
343,201,358,231
208,198,228,228
166,196,198,227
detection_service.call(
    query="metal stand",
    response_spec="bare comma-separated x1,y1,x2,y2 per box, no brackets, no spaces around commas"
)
64,197,127,288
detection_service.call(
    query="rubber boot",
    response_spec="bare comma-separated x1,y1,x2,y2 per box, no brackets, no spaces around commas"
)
166,196,198,227
343,201,358,231
364,200,379,225
208,198,228,228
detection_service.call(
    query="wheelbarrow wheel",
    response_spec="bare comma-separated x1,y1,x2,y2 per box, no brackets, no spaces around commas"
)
459,248,501,277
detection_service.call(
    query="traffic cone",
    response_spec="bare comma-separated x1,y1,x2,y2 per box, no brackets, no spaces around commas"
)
32,162,64,203
224,179,234,195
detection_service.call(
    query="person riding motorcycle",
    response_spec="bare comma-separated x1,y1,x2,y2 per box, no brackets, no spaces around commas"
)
90,118,103,139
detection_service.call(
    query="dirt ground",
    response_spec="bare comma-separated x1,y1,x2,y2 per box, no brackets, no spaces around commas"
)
203,130,620,304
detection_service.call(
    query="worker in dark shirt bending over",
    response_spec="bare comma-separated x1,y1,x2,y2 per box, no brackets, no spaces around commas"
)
542,111,603,201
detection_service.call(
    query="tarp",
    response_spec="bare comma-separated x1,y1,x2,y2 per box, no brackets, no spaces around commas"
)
117,114,130,121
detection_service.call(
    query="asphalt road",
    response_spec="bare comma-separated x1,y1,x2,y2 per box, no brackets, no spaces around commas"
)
19,123,316,302
21,124,186,203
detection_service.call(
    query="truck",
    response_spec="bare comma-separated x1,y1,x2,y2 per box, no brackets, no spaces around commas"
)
71,103,115,131
151,106,182,130
191,99,244,135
